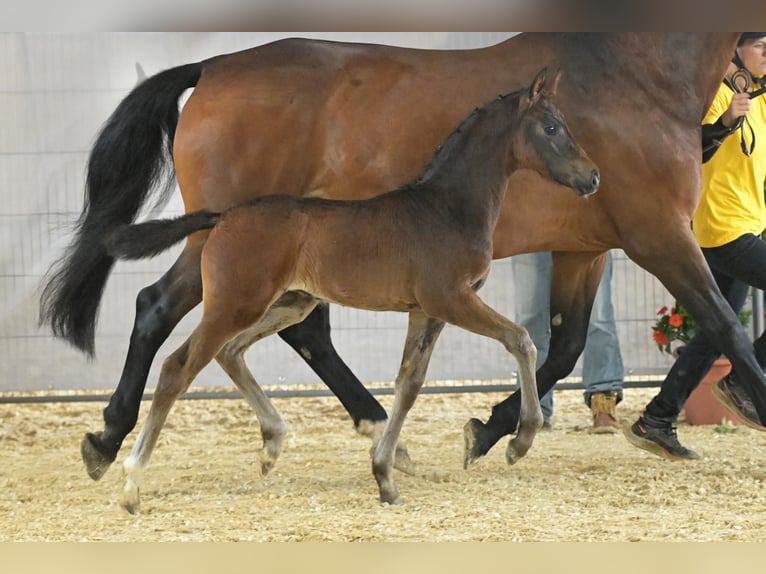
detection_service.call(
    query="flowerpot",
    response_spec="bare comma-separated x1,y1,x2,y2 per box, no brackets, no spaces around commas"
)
683,358,736,425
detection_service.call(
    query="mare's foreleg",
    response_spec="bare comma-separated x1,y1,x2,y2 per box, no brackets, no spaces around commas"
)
373,313,445,505
81,245,203,480
627,229,766,423
464,252,604,466
215,292,319,476
278,303,388,430
279,303,417,475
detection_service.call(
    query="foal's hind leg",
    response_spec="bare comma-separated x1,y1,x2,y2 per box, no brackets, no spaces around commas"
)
81,243,203,481
373,313,445,505
216,292,319,476
120,311,258,514
246,302,417,475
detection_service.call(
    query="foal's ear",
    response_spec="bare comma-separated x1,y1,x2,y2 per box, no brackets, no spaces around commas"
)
529,67,548,104
547,67,562,97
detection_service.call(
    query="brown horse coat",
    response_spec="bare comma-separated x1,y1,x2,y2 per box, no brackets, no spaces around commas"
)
41,33,764,478
104,72,598,510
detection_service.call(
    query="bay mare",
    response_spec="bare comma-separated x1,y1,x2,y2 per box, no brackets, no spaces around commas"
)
40,33,766,479
101,70,599,511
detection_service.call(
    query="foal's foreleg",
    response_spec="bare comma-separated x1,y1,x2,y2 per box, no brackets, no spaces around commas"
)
464,252,603,466
216,292,319,476
373,313,445,505
81,245,203,481
439,292,542,467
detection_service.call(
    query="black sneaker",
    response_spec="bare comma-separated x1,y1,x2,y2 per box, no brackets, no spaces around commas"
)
713,375,766,431
622,418,700,461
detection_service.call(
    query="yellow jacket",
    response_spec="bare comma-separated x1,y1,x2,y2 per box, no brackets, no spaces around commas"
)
693,82,766,248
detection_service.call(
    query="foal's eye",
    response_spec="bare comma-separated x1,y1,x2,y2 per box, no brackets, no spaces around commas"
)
544,124,558,136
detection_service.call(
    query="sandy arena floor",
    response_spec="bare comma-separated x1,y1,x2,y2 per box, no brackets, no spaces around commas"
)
2,386,766,541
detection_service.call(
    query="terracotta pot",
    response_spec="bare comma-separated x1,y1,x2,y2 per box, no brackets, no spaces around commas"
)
683,358,736,425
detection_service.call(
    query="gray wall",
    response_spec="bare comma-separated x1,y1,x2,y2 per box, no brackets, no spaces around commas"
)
0,32,682,393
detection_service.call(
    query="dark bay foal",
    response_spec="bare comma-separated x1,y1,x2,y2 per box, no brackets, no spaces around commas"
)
102,69,599,512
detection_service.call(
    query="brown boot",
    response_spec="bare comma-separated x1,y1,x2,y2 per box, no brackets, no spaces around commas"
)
589,391,620,434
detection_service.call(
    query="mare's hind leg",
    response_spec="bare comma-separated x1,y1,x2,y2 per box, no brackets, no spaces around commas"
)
276,305,420,474
373,312,445,505
463,252,604,466
81,243,203,481
216,292,319,476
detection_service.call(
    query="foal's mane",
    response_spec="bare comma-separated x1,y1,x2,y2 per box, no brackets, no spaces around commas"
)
402,88,526,191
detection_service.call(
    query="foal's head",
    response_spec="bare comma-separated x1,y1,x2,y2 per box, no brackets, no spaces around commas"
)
511,68,600,197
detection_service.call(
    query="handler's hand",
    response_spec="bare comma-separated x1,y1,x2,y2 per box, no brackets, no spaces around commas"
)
722,92,752,128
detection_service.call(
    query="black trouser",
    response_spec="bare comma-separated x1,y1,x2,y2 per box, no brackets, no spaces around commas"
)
645,233,766,424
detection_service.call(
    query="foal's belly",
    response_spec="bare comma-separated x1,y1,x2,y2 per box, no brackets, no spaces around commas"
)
287,272,421,313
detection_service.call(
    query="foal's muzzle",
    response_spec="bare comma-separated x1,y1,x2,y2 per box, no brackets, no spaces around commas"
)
577,169,600,197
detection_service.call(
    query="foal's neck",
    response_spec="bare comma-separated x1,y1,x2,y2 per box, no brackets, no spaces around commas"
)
415,101,516,231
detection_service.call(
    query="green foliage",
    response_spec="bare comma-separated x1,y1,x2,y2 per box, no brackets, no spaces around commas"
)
713,419,740,434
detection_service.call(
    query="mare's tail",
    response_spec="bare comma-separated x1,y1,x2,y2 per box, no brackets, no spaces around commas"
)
39,62,203,357
104,211,220,261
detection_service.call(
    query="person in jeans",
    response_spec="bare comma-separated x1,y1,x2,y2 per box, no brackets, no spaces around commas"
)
624,32,766,460
512,250,624,432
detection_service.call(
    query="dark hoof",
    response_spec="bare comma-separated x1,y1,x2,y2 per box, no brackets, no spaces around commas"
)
80,432,117,481
463,418,491,469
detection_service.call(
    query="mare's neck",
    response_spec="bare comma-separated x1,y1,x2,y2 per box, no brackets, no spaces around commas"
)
560,33,739,124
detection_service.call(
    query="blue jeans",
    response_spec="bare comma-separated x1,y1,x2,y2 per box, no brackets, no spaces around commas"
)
512,251,625,421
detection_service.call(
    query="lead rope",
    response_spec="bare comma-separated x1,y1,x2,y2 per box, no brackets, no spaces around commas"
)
728,69,761,157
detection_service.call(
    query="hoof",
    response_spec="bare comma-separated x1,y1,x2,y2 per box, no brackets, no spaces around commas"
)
259,456,275,477
120,481,141,515
121,498,140,515
258,427,286,478
505,446,519,466
462,418,490,469
81,432,117,481
505,437,531,466
378,485,403,506
393,443,418,476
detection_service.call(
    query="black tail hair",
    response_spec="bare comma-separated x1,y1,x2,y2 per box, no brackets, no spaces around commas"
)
104,211,220,261
39,62,203,356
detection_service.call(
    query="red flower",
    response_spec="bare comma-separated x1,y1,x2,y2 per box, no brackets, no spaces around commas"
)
653,331,668,346
668,313,684,328
657,306,668,315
